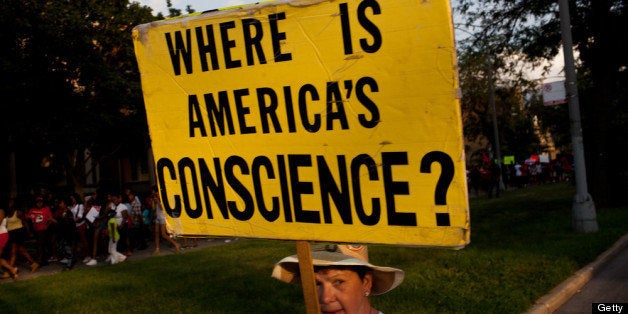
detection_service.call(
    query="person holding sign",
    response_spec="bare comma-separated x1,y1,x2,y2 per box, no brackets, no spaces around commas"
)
272,244,404,314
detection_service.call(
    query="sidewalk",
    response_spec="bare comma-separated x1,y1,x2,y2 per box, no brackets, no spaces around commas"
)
526,233,628,314
1,237,237,283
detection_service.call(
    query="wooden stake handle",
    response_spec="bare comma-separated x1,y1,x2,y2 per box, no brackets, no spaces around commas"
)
296,241,320,314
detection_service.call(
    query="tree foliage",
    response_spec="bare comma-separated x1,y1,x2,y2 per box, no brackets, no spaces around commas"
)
1,1,624,207
456,0,627,206
457,46,541,166
0,0,156,193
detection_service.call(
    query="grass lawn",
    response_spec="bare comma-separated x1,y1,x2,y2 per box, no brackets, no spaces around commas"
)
0,182,626,313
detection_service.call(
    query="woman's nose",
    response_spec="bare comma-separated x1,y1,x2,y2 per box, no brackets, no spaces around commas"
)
319,284,335,304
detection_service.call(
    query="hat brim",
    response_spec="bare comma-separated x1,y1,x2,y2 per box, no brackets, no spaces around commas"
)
271,251,404,295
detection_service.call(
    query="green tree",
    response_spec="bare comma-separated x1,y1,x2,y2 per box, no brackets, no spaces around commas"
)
456,0,627,207
456,35,541,167
0,0,156,195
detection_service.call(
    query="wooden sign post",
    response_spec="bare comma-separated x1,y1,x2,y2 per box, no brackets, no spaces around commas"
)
296,241,320,314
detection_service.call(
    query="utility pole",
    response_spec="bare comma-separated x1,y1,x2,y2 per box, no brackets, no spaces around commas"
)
558,0,598,233
486,59,505,190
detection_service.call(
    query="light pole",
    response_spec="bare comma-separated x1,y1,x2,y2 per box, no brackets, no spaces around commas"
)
558,0,598,232
486,58,504,190
455,27,504,190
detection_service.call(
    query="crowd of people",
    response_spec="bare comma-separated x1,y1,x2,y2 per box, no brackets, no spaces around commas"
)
0,185,183,281
3,186,409,312
467,153,575,198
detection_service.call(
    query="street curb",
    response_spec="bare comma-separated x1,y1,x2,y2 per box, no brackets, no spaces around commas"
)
525,233,628,314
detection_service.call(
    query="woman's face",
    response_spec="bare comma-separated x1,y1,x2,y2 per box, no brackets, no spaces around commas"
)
315,268,373,314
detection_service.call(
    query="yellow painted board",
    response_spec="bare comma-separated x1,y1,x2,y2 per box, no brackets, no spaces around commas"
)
133,0,469,248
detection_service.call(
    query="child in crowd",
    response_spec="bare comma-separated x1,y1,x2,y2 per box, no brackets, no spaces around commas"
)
106,210,127,265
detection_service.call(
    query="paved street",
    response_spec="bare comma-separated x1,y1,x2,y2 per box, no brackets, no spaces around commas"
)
554,240,628,313
528,234,628,314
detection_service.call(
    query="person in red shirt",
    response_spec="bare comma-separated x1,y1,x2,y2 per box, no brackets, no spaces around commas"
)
26,196,57,265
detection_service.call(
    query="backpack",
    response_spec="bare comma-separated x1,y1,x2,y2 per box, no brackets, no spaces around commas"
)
142,208,154,225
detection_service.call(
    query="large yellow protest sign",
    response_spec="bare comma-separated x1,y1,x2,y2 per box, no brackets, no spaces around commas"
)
133,0,469,248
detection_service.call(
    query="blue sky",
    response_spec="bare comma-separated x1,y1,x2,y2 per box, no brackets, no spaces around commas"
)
136,0,260,15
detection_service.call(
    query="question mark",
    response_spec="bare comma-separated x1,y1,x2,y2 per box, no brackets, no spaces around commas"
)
420,151,454,226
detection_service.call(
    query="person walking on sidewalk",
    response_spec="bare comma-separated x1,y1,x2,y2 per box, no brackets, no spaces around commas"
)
487,160,502,199
69,193,90,264
126,189,148,252
57,197,78,269
4,197,39,275
106,209,126,264
0,207,19,280
111,191,132,257
26,196,56,266
150,186,180,255
83,196,104,266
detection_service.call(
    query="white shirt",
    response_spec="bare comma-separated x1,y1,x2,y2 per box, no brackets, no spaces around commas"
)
115,203,128,226
70,203,86,227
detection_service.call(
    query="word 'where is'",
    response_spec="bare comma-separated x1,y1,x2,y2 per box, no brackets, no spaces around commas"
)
164,1,382,75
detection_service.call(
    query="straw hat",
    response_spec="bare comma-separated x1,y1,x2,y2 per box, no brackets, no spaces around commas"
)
271,244,404,295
